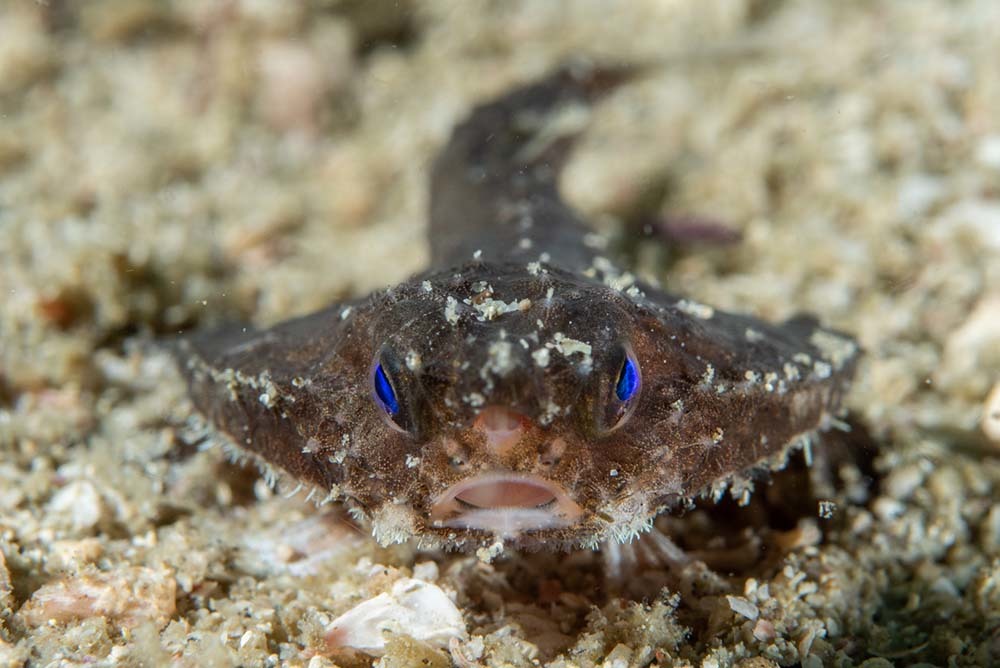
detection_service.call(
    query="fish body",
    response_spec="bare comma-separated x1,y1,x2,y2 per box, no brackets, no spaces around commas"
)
175,64,858,551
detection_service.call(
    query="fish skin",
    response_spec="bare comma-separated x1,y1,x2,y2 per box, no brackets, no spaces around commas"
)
174,63,859,551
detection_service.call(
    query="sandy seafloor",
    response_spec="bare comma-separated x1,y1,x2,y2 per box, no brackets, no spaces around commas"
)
2,1,1000,666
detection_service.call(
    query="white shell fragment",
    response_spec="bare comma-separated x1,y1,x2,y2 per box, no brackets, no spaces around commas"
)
325,577,466,655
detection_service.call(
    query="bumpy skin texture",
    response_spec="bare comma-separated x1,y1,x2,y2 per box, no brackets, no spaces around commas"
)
175,65,859,551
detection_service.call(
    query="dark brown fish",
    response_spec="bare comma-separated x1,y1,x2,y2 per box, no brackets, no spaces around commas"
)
174,64,859,552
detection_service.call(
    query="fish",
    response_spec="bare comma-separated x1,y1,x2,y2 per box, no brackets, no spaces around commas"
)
173,63,859,554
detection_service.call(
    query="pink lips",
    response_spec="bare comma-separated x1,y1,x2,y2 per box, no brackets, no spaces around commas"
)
455,477,558,509
429,473,584,536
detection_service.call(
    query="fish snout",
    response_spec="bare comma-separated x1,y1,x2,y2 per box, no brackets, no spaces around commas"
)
471,405,531,457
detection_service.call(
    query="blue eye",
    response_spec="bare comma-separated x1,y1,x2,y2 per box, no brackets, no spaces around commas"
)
373,363,399,415
615,356,639,402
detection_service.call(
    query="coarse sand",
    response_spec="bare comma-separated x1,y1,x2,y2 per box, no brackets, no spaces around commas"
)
1,1,999,666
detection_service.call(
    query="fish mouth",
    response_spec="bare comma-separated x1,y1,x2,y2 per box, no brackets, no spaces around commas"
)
428,473,585,536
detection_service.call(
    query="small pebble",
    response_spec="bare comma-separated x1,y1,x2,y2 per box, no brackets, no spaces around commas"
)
47,480,104,533
726,595,759,620
19,567,176,629
0,550,11,612
983,382,1000,444
257,41,329,133
751,619,777,642
975,134,1000,169
818,500,837,519
48,538,104,570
